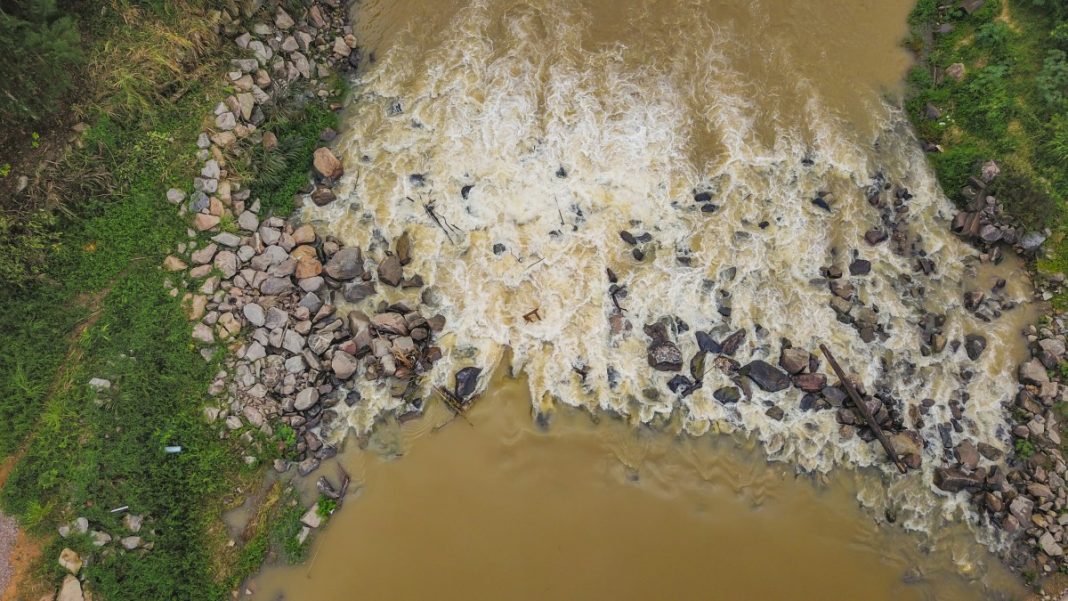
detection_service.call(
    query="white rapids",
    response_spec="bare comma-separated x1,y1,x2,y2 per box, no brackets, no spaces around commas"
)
300,0,1034,535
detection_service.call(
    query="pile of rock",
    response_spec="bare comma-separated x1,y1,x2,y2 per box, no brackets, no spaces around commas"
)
180,211,448,475
158,0,400,477
57,514,148,553
950,161,1048,257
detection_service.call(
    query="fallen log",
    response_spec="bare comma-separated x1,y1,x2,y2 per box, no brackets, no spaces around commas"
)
819,344,908,474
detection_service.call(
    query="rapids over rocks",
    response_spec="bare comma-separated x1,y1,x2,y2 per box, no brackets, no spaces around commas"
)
299,0,1034,531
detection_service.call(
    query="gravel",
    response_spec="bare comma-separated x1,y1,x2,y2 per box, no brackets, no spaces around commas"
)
0,511,17,594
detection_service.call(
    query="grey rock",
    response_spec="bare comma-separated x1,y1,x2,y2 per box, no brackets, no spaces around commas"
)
215,112,237,130
123,514,143,534
324,247,363,280
261,276,293,295
1040,532,1064,556
265,307,289,329
1020,231,1046,251
212,232,242,248
295,388,319,411
243,303,266,327
191,243,218,265
213,251,239,278
332,351,360,379
238,211,259,231
88,378,112,391
740,360,790,392
120,536,142,550
1019,358,1050,385
166,188,186,204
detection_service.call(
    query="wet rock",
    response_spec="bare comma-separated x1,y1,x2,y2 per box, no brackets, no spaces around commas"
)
313,147,343,180
378,255,403,286
667,374,694,394
848,259,871,276
779,348,809,374
720,329,746,356
829,279,854,300
964,334,987,360
324,247,363,280
765,406,785,421
396,232,412,265
864,229,887,245
695,331,720,354
713,386,741,404
371,312,408,335
647,341,683,372
933,467,983,492
455,366,483,401
792,373,827,392
343,281,376,302
740,360,790,392
956,440,980,470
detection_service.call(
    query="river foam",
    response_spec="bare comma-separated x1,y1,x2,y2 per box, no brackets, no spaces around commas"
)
302,0,1033,534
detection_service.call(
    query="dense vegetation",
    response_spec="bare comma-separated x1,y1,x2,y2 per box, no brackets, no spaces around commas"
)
905,0,1068,280
0,0,338,598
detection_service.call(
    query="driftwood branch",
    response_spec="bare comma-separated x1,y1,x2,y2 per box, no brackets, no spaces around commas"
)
819,344,907,474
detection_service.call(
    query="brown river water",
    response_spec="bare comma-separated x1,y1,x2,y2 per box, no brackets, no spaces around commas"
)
249,0,1038,598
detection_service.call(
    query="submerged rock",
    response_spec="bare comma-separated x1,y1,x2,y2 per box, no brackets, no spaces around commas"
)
713,386,741,404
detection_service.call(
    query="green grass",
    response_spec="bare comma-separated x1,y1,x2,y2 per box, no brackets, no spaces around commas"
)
0,1,346,598
905,0,1068,263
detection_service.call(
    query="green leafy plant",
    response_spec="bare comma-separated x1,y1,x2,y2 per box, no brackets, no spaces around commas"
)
1016,438,1037,459
316,495,338,519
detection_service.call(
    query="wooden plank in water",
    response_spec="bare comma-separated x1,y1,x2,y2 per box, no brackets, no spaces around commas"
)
819,344,908,474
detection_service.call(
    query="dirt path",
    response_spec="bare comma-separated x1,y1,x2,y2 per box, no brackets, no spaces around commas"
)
0,288,110,601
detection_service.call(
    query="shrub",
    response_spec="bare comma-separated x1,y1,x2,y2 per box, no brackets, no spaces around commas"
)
1037,48,1068,113
989,164,1061,230
0,0,83,123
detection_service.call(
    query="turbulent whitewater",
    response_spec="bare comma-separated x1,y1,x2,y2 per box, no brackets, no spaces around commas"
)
301,0,1033,529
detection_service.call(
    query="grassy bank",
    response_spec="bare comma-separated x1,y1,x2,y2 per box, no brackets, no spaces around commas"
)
904,0,1068,287
0,0,340,598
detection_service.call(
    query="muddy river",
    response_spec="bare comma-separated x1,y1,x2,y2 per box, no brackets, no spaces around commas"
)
251,374,1025,600
250,0,1036,598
